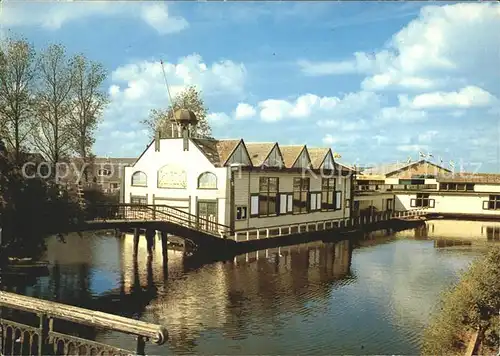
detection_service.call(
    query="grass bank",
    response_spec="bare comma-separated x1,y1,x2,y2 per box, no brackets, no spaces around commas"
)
422,246,500,355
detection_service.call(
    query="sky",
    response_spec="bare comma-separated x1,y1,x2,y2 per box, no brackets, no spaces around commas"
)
2,1,500,172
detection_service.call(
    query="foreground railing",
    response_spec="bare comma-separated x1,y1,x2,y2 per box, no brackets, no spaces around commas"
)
0,291,167,356
233,208,427,241
87,204,232,238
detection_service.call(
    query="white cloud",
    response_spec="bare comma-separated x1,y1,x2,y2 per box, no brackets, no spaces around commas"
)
207,112,231,126
234,103,256,120
317,119,368,131
397,144,429,152
322,133,361,145
95,54,246,154
408,86,497,109
298,3,500,92
418,130,439,143
3,1,188,35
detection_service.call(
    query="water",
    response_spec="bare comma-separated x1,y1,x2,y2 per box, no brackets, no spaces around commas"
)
3,219,500,354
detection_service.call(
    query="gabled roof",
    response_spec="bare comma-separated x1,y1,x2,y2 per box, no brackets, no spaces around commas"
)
308,147,330,169
245,142,276,166
280,145,306,168
190,138,242,167
362,159,451,176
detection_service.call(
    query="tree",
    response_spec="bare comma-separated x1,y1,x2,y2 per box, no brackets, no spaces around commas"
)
31,44,75,169
142,85,212,139
67,54,109,181
0,36,37,163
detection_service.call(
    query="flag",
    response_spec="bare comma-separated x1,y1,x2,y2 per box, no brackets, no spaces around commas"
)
428,153,434,159
449,160,455,167
419,151,426,159
407,156,412,164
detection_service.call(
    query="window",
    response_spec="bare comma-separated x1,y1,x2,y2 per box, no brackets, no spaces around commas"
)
279,193,293,215
198,172,217,189
440,182,475,191
321,178,335,211
386,198,393,211
293,177,309,214
410,193,435,208
237,207,247,220
131,195,147,205
131,171,147,187
486,227,500,240
259,177,279,217
250,195,259,217
310,192,322,211
110,183,119,189
335,191,342,210
484,195,500,210
236,206,247,220
97,168,112,176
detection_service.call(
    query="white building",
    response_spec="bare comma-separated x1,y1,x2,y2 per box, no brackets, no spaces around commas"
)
123,136,354,234
355,160,500,218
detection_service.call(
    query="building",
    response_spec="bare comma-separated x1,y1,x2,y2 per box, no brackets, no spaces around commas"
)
123,136,354,233
354,160,500,218
61,157,136,195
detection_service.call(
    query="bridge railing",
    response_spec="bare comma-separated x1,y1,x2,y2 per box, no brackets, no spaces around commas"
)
87,204,232,237
0,291,167,356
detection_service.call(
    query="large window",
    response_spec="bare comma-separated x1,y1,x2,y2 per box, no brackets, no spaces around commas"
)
321,178,335,211
198,172,217,189
410,193,435,208
484,195,500,210
131,171,147,187
440,183,475,191
293,177,309,214
259,177,279,217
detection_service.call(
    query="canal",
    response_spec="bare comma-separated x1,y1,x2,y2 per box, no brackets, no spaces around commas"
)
3,219,500,354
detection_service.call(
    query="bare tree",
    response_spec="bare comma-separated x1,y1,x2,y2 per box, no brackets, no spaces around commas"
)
68,54,109,181
0,36,37,162
142,85,213,139
31,44,74,169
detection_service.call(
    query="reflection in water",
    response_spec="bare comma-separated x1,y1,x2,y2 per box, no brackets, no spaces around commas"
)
2,220,499,355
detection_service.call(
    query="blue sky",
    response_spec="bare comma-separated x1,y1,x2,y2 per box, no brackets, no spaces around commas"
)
3,1,500,172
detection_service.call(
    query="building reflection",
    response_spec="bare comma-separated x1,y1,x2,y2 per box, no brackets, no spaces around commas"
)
117,239,355,354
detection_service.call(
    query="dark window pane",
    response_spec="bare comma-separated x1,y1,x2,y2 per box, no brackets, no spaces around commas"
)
293,192,302,213
268,195,277,214
259,178,268,192
269,178,278,192
293,178,301,191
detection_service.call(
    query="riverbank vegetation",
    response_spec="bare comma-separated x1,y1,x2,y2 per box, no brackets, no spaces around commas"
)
422,246,500,355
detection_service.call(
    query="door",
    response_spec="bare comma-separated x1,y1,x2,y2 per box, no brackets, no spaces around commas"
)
386,198,394,211
197,201,218,231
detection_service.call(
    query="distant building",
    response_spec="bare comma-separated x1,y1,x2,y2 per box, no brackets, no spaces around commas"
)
354,159,500,218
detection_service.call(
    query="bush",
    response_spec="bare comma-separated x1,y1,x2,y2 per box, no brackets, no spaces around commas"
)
422,246,500,355
0,149,84,260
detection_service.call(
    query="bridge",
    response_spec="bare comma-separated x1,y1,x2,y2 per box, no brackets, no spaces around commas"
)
76,203,429,262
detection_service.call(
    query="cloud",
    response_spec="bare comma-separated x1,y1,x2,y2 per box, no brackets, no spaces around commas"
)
298,3,500,93
406,86,497,110
397,144,429,152
2,1,188,35
95,54,246,155
418,130,439,143
234,103,256,120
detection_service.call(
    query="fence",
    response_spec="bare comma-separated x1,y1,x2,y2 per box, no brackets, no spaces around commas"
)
0,291,167,356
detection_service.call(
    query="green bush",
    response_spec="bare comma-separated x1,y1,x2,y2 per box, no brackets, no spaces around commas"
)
0,148,84,260
422,246,500,355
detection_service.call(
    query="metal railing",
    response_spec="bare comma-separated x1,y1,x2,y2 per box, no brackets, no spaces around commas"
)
233,208,428,241
355,184,438,193
0,291,167,356
87,204,232,238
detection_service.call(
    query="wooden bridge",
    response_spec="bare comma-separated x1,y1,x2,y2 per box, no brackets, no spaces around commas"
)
79,203,429,261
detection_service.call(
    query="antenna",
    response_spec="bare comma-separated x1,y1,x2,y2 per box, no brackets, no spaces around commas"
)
160,60,174,108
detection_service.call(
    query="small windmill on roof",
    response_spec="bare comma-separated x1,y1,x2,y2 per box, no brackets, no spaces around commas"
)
159,60,198,151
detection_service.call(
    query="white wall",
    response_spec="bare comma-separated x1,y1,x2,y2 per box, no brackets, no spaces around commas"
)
124,138,229,225
395,192,500,216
